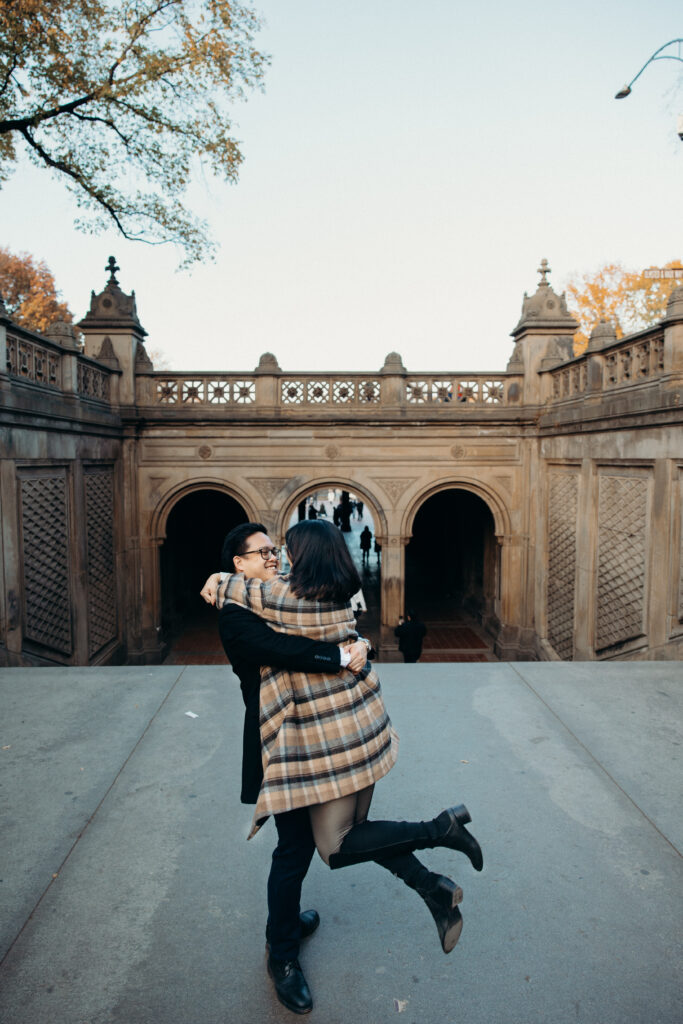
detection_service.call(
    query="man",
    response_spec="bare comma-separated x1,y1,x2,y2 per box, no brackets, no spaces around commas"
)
200,523,368,1015
394,611,427,663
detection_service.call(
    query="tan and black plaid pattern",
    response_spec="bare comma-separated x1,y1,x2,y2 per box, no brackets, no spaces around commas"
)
217,573,399,837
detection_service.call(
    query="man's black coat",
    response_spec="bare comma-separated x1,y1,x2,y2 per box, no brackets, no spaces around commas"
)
218,603,343,803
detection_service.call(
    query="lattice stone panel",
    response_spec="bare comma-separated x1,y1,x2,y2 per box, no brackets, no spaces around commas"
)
679,474,683,624
596,475,648,651
547,472,578,659
85,469,117,656
20,473,72,653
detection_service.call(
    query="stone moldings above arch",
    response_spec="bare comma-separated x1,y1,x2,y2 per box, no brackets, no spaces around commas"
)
372,477,417,507
149,479,257,542
246,477,292,506
402,477,512,540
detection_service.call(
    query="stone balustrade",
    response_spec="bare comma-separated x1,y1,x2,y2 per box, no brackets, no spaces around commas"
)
5,328,113,404
547,328,667,403
143,370,520,410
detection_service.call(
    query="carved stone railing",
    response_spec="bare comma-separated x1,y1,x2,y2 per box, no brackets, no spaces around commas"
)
76,355,112,402
548,329,666,403
549,361,588,401
6,332,61,390
154,376,257,405
404,376,509,404
603,333,664,389
145,371,522,410
280,375,381,406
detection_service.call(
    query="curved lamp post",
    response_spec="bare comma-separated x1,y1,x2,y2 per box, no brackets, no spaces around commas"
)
614,38,683,98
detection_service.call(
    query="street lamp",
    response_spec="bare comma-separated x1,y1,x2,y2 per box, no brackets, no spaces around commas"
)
614,38,683,98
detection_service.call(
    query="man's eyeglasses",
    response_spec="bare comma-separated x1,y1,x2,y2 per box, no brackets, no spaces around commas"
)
239,546,281,561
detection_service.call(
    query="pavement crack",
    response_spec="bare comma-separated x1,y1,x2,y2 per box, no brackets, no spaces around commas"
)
0,667,188,969
508,664,682,859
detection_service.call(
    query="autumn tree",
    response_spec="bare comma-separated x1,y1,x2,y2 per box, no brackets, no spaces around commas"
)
566,260,683,356
0,246,73,333
0,1,268,267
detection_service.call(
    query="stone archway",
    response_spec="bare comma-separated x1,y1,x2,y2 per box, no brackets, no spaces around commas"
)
404,488,499,660
279,481,387,650
159,488,248,647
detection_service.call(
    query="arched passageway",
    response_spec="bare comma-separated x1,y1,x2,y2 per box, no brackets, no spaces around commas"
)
286,487,382,648
405,489,498,661
161,489,247,660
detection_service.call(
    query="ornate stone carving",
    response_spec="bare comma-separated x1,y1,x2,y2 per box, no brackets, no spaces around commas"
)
20,473,72,653
149,476,168,502
547,472,578,659
451,445,466,459
325,445,340,459
246,477,291,505
198,445,212,460
78,257,147,336
596,474,648,652
511,258,578,338
372,477,416,506
85,469,117,656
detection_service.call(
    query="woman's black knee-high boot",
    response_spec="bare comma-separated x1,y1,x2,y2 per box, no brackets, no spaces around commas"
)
374,852,464,954
328,804,483,872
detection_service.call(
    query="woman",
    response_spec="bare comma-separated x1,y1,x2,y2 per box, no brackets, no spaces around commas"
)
217,519,483,955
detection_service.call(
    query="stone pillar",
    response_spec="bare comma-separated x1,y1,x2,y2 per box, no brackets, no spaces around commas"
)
379,534,407,660
378,351,407,409
663,285,683,376
77,257,149,408
507,259,579,405
573,459,598,659
254,352,281,408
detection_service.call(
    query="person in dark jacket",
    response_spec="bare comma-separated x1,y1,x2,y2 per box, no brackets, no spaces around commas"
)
394,611,427,663
200,523,368,1015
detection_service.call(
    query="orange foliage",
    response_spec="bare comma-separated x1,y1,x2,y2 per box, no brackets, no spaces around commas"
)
566,260,682,356
0,247,73,333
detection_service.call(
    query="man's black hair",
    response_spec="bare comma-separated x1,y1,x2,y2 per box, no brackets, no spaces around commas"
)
221,522,268,572
285,519,361,603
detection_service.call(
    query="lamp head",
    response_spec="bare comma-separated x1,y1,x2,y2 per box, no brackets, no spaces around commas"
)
615,84,632,99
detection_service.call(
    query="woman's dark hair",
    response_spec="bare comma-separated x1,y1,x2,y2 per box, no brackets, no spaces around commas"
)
285,519,361,603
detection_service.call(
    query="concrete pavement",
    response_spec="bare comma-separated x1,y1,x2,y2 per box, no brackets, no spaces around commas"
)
1,662,681,1024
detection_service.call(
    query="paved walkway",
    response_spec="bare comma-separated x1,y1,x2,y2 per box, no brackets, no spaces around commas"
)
1,663,681,1024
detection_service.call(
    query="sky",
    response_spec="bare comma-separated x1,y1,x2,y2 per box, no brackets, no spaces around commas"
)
1,0,682,372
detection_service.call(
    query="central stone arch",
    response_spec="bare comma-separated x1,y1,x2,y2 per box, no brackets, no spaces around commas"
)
278,478,388,649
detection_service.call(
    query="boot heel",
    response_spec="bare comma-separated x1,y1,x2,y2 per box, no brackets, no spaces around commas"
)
432,877,464,909
452,804,472,826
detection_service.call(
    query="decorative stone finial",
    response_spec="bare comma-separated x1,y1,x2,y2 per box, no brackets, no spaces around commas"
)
44,320,79,350
106,256,120,286
254,352,281,373
77,257,147,336
587,319,617,352
511,258,578,339
537,258,551,287
664,284,683,323
380,351,407,374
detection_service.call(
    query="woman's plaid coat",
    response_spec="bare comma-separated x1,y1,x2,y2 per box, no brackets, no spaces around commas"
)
217,573,399,837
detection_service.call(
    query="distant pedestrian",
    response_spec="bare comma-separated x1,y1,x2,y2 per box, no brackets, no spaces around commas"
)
374,539,381,565
359,525,372,566
356,500,364,521
307,504,317,520
394,611,427,663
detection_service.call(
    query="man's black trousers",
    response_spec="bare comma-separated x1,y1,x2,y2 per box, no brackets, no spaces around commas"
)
267,807,316,961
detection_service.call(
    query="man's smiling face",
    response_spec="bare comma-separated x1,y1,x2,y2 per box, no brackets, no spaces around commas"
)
232,531,280,581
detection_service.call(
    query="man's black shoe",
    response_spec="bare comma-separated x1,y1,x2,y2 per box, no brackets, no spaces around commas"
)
265,909,320,951
299,909,320,939
267,955,313,1015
